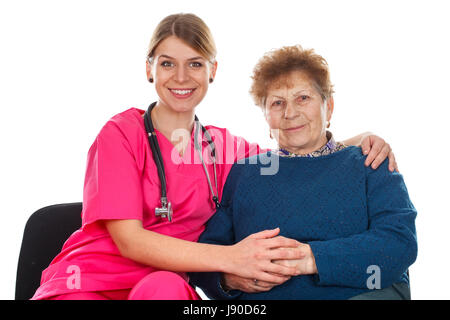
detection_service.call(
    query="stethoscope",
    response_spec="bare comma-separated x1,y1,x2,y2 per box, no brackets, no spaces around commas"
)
143,102,220,222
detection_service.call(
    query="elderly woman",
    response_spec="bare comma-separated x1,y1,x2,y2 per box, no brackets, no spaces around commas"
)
189,45,417,300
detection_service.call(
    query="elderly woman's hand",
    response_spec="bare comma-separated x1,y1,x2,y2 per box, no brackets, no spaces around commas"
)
224,228,304,284
273,243,318,275
220,273,290,294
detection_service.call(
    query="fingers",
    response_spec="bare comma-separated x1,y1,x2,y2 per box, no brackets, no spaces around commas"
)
248,228,280,239
364,136,384,167
254,270,292,284
262,236,300,249
251,279,281,292
388,150,399,173
259,258,300,277
222,273,285,293
267,246,305,261
369,143,391,169
361,135,399,172
239,279,277,293
272,258,298,268
247,229,300,249
360,134,372,157
253,279,279,289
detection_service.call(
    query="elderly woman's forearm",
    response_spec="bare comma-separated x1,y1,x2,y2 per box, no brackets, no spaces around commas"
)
308,224,417,289
308,161,417,289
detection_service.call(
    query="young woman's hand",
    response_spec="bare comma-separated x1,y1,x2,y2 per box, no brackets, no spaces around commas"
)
360,133,398,172
224,228,305,284
342,132,398,172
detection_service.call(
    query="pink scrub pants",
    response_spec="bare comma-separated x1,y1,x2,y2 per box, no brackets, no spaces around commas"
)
48,271,201,300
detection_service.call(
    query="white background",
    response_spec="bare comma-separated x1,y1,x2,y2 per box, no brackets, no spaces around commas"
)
1,0,449,300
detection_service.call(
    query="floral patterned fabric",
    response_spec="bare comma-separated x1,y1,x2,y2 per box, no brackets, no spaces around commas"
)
276,131,347,158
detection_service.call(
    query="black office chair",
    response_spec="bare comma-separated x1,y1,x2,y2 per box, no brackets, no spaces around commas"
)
15,202,82,300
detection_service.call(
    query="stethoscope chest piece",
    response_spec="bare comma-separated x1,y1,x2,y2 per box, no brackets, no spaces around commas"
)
155,197,173,222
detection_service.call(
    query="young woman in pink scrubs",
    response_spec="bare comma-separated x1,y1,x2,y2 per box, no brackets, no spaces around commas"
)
32,13,398,300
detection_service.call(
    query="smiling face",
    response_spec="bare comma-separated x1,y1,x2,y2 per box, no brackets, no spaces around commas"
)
264,71,334,155
146,36,217,113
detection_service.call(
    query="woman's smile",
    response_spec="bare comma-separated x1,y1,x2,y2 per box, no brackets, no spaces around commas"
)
169,88,197,99
283,124,307,132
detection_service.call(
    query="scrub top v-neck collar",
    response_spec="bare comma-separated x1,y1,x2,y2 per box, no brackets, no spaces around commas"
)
140,112,212,182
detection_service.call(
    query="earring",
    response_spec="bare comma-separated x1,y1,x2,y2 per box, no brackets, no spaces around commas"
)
149,78,154,83
209,78,214,83
269,130,273,139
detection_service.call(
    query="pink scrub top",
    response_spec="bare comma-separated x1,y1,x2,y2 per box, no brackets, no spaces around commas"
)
31,107,261,300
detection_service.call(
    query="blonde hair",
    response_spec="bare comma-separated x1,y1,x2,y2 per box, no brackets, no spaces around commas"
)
147,13,217,63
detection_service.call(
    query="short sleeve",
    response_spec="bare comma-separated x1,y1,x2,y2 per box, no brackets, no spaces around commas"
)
81,121,143,228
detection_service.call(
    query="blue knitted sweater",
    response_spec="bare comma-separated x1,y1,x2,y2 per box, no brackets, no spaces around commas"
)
189,147,417,300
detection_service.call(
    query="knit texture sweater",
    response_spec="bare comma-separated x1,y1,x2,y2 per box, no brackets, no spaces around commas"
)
189,146,417,300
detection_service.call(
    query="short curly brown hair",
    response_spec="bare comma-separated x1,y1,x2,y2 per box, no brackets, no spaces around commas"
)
250,45,334,108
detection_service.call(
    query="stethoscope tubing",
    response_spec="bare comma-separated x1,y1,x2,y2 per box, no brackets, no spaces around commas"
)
144,103,168,200
144,102,220,222
194,118,219,207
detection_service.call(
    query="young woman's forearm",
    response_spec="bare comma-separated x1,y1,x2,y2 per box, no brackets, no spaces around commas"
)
341,132,371,146
124,227,230,272
105,219,304,283
105,219,230,273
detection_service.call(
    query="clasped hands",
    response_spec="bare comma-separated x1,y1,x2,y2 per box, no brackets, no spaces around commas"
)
223,228,317,294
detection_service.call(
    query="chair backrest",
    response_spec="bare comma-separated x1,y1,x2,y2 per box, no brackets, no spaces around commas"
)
15,203,82,300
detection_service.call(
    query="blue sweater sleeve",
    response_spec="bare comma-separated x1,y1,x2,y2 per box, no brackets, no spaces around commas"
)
308,159,418,289
188,163,245,300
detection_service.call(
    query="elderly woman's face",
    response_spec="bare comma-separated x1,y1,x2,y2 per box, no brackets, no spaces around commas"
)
264,71,333,154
